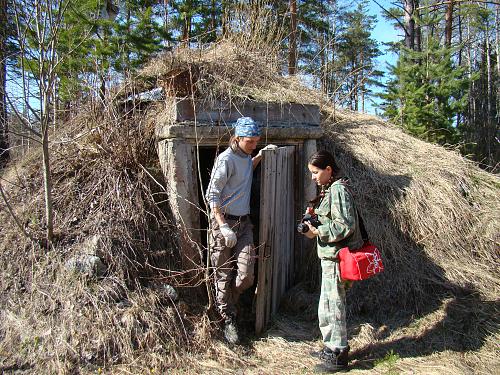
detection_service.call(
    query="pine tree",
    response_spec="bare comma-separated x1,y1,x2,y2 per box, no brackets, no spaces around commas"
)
169,0,202,45
336,1,382,111
458,3,499,167
295,0,330,79
114,1,167,72
380,39,471,145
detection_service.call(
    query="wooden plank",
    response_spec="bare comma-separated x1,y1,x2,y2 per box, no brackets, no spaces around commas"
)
281,149,289,297
172,99,321,126
271,150,283,315
282,147,290,294
255,151,271,334
265,152,277,323
280,147,293,299
287,146,295,288
281,148,288,296
294,143,303,278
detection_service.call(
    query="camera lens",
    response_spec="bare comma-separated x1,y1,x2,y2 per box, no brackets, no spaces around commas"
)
296,223,309,233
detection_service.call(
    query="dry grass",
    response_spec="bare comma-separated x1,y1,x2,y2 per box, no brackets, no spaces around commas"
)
140,38,321,106
320,109,499,305
1,26,499,374
0,101,216,373
149,297,499,374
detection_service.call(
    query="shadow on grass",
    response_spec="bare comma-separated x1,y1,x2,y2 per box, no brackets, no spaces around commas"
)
348,292,499,371
243,130,498,372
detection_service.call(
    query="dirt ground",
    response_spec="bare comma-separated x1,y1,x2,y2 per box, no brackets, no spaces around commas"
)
164,295,499,375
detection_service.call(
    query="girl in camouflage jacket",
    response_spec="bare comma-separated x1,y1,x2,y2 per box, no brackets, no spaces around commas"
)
301,150,363,372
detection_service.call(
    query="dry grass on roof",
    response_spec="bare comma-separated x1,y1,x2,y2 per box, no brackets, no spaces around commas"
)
319,108,500,308
140,40,322,105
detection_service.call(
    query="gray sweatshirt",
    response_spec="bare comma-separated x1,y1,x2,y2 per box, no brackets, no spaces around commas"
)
206,146,253,216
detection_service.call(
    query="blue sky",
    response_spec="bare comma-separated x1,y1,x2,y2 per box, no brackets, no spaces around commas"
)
366,0,401,114
6,1,402,117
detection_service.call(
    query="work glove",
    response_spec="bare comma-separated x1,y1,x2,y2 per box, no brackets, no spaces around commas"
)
219,223,237,248
257,144,278,157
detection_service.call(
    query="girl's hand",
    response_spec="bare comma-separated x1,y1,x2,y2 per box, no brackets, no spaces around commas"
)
303,222,318,239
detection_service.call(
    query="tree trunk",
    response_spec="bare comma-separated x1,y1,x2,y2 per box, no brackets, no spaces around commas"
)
404,0,415,50
320,33,326,93
288,0,297,75
182,12,191,45
496,4,500,129
211,0,217,41
457,1,462,66
415,0,421,52
36,0,56,245
52,77,57,129
467,15,475,125
0,0,8,165
222,0,228,37
485,23,493,164
100,73,106,102
164,0,169,43
360,50,365,112
445,0,454,47
496,5,500,85
41,122,54,243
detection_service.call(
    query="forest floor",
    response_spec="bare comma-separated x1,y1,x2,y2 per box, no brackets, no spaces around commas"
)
152,294,498,375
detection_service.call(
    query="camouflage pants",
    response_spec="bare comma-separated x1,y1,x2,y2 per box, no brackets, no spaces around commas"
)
318,259,348,350
209,217,255,320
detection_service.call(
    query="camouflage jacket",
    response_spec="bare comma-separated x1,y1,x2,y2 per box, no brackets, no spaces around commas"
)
315,179,364,259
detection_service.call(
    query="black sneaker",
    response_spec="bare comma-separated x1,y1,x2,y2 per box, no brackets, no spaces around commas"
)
223,318,239,345
314,345,349,373
310,347,329,359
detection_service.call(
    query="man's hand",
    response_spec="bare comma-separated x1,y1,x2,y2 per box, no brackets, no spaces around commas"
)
219,223,237,248
257,144,278,158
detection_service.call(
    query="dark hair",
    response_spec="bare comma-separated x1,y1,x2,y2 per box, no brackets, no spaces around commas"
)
308,150,340,207
308,150,339,175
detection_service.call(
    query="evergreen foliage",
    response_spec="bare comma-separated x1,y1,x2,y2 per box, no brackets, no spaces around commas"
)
381,40,471,145
336,0,383,111
2,0,497,165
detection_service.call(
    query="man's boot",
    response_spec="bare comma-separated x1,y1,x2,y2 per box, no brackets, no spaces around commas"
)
314,345,349,372
223,317,239,345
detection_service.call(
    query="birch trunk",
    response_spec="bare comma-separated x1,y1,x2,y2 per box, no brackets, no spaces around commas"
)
0,0,8,164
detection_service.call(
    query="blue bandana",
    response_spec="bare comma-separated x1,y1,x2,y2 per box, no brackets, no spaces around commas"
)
234,117,261,137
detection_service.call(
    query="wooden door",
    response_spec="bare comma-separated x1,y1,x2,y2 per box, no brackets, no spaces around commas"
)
255,146,295,334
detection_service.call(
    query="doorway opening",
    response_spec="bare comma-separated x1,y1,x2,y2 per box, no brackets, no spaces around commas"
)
196,145,263,331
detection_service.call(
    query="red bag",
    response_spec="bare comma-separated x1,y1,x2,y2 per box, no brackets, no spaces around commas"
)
339,241,384,281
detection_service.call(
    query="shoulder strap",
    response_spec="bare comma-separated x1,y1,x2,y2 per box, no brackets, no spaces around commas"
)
338,180,369,242
357,210,369,242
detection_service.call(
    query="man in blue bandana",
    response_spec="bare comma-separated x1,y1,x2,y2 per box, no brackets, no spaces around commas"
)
206,117,276,344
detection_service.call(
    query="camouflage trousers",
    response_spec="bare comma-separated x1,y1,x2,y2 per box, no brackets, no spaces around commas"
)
318,259,348,350
209,216,255,320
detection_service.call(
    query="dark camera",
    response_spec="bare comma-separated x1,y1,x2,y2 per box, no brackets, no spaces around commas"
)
297,213,321,233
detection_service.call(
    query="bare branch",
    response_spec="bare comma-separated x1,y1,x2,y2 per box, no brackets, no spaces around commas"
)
417,0,500,11
0,181,38,244
371,0,408,34
6,95,42,137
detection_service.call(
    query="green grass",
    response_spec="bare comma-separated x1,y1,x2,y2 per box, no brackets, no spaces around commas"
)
374,349,401,375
